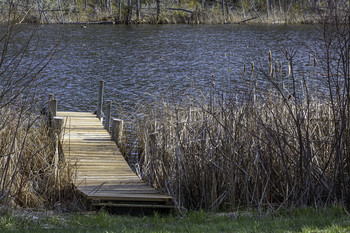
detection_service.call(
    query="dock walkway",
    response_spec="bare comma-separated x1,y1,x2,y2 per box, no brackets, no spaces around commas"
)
56,111,173,213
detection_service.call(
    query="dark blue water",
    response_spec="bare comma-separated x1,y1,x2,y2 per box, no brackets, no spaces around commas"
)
5,24,319,116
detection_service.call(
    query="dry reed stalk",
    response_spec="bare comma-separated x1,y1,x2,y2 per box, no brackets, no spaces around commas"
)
0,4,81,211
109,4,350,212
128,52,350,212
0,105,78,210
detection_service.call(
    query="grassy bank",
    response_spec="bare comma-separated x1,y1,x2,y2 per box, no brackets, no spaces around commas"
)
0,207,349,232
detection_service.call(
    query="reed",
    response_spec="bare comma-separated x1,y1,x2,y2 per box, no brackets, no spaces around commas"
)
0,6,78,211
0,104,78,210
131,49,350,213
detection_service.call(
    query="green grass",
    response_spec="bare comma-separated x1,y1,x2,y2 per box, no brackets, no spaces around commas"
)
0,207,349,232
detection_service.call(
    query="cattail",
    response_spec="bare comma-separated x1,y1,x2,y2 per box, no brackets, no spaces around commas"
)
279,61,282,76
244,63,246,74
269,62,272,76
287,63,291,77
314,54,317,67
268,50,272,63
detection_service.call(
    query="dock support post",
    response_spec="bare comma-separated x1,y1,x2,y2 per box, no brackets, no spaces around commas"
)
49,93,54,101
46,94,57,131
48,98,57,118
111,118,124,148
97,80,104,120
53,117,64,158
105,100,112,132
53,116,64,182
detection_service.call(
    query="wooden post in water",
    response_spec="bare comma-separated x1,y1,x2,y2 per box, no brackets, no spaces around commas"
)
47,93,58,132
111,118,124,148
48,98,57,118
49,93,54,101
47,95,57,130
105,100,112,132
97,80,104,120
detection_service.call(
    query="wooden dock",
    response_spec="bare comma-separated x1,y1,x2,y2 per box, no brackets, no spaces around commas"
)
56,111,173,213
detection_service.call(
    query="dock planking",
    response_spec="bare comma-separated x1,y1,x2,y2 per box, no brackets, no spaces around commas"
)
57,111,173,212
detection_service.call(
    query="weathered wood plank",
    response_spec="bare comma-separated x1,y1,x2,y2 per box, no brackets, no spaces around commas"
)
85,193,173,201
57,111,173,208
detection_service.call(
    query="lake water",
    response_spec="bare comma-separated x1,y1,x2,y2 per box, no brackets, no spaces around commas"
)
16,24,319,116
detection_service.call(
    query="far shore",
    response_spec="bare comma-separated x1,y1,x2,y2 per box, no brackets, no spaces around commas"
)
0,7,318,25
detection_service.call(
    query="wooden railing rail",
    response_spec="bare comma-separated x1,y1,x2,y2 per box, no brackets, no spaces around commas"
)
97,80,104,120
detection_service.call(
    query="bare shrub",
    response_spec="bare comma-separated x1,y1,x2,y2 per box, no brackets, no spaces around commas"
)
0,2,77,210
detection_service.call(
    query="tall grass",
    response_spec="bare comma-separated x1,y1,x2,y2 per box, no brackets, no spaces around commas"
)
132,29,350,212
0,6,77,211
135,83,345,212
0,105,76,209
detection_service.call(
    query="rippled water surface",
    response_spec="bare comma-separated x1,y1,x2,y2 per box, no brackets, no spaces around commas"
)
17,24,319,114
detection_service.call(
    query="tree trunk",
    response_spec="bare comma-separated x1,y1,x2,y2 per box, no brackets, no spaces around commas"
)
157,0,160,22
271,0,275,22
266,0,270,18
57,0,64,23
118,0,121,22
225,0,229,19
222,0,225,16
127,0,132,24
109,0,112,14
136,0,140,21
241,0,246,18
278,0,283,13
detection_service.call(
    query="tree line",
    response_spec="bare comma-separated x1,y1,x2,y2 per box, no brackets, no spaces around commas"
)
0,0,326,24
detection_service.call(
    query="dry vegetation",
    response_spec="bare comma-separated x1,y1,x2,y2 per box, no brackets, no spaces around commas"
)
129,1,350,213
2,0,350,215
136,82,349,212
0,107,76,210
0,6,78,211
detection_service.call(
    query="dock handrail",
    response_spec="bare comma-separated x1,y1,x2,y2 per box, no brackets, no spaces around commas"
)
47,81,126,154
96,80,122,145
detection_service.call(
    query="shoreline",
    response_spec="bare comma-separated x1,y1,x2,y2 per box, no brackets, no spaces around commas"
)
0,6,318,25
